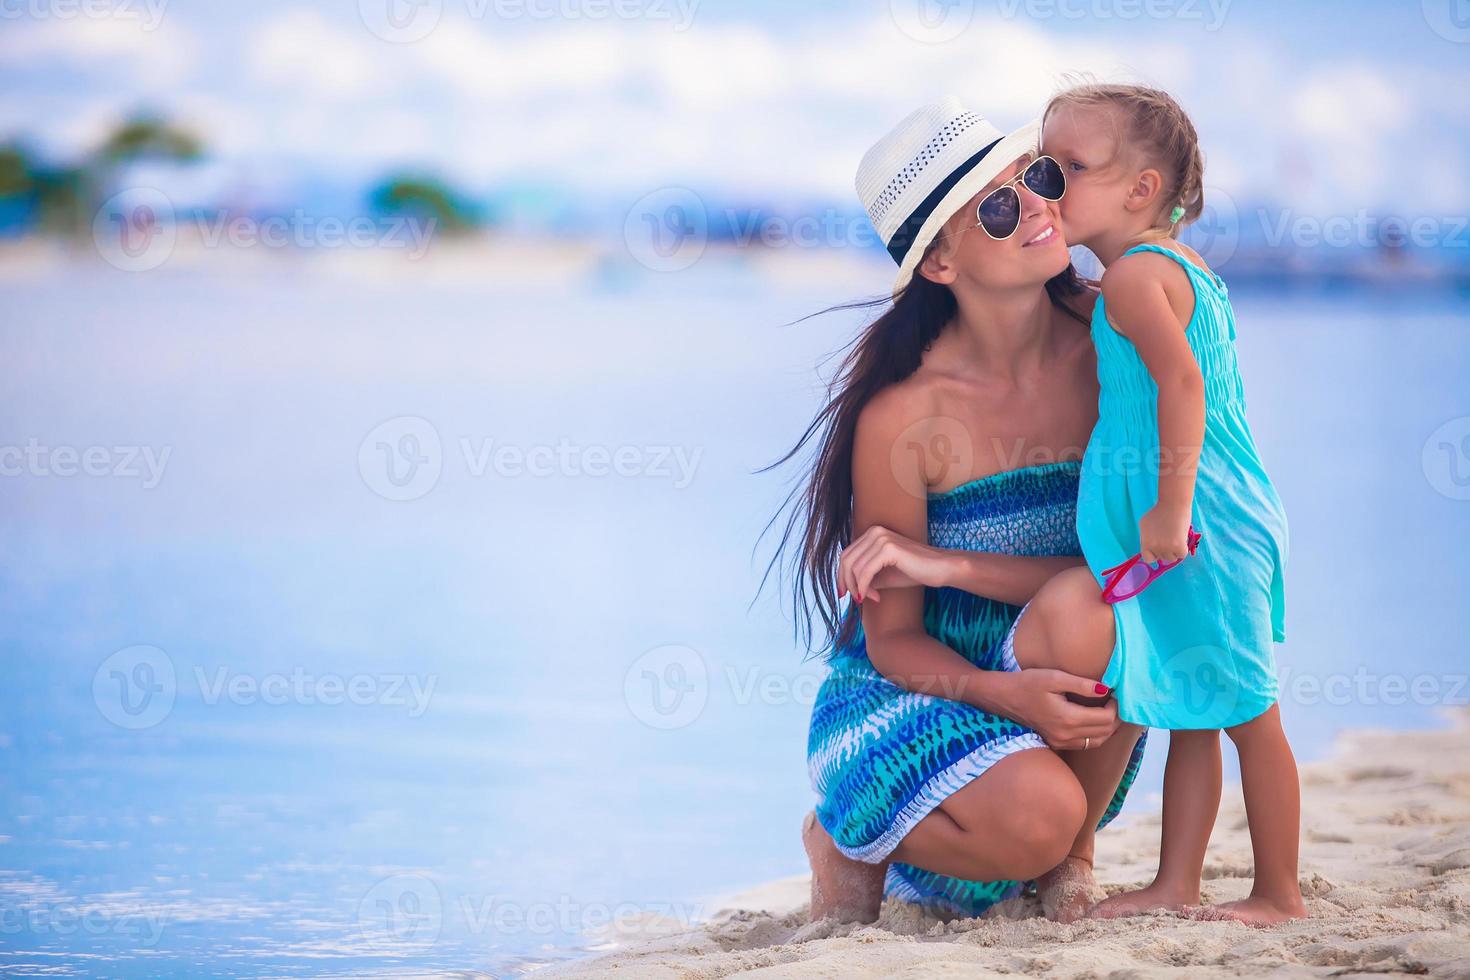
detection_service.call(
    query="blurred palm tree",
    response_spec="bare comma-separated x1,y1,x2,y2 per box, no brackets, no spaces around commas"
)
369,176,484,235
96,115,204,165
0,143,87,236
0,113,205,238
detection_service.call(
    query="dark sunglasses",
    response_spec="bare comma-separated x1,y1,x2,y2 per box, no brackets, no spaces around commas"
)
972,155,1066,241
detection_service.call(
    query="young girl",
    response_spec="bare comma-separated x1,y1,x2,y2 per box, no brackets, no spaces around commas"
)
1004,83,1305,925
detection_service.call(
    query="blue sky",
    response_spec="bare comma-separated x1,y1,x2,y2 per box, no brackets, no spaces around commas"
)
2,0,1467,214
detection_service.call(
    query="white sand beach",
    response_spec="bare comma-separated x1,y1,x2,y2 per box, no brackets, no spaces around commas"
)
543,709,1470,978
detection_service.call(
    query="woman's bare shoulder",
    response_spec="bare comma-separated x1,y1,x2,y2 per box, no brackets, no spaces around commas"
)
854,370,944,447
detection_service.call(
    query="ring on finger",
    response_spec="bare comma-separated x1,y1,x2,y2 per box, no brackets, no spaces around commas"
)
1084,736,1091,750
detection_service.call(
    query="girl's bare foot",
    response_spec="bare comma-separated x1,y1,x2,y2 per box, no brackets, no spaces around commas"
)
1035,854,1101,923
1184,892,1307,927
802,810,886,923
1090,880,1199,919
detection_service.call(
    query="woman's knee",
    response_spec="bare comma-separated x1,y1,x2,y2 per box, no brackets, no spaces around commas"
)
988,755,1088,877
1005,775,1087,875
1013,567,1114,677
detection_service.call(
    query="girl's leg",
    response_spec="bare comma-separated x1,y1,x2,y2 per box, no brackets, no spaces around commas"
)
1092,728,1221,917
1194,703,1306,925
1005,567,1148,922
805,746,1088,923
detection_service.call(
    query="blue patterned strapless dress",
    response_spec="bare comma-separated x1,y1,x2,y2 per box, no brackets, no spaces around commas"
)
806,461,1149,916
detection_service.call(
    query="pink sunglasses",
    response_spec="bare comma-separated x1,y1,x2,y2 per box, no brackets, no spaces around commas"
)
1100,527,1203,604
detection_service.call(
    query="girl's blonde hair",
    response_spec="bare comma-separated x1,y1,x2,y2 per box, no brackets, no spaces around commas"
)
1044,82,1205,237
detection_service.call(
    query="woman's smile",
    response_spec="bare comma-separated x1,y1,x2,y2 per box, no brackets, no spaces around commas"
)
1021,221,1060,248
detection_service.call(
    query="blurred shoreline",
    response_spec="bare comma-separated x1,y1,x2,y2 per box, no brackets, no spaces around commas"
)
5,233,1468,295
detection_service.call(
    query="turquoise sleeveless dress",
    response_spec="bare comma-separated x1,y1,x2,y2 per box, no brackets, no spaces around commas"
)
1077,242,1288,731
807,461,1148,917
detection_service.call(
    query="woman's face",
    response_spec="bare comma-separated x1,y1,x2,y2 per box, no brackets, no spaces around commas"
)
919,156,1070,290
1041,104,1130,248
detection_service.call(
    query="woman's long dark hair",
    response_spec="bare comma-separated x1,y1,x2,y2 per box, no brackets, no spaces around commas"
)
760,264,1091,660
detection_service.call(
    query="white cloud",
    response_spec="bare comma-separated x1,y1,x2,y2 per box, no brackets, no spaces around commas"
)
1285,64,1412,208
1290,65,1405,142
0,15,198,89
250,10,378,98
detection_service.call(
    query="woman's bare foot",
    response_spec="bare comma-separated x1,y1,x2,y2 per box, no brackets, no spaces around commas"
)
1183,892,1307,927
1090,880,1199,919
1035,854,1101,923
802,810,887,924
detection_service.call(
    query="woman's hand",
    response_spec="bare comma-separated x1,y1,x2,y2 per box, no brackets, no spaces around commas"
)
837,525,957,603
1000,668,1121,751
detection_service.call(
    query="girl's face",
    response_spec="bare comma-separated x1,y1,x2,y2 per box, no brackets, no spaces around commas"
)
1041,104,1133,248
919,156,1070,290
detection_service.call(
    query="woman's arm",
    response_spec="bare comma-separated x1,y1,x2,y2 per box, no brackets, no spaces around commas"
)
838,527,1084,607
845,390,1120,749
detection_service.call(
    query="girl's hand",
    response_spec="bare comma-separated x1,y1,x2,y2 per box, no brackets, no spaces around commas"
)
837,525,957,603
1137,502,1192,565
1002,669,1120,751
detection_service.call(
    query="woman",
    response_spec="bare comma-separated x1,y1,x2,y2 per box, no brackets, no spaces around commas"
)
772,98,1149,923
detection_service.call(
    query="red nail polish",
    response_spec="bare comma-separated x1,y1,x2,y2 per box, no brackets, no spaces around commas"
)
856,594,863,604
1095,683,1109,695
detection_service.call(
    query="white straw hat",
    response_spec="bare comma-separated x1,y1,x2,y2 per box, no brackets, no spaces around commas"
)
856,97,1040,293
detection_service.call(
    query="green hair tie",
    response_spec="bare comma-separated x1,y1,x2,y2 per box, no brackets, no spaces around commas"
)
1169,205,1186,225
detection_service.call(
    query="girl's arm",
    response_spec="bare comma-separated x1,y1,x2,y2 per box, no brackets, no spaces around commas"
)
1101,253,1206,562
844,389,1118,749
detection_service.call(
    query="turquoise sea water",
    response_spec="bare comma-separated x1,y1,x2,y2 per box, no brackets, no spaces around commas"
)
2,264,1468,975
